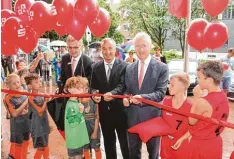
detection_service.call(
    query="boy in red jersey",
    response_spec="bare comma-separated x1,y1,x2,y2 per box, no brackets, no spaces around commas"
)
160,72,192,159
176,61,229,159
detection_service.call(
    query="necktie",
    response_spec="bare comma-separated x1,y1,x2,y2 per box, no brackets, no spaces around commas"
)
138,61,144,88
106,63,112,82
71,58,76,76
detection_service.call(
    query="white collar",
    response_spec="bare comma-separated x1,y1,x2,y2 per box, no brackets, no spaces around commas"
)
71,54,82,61
139,55,151,64
104,58,116,66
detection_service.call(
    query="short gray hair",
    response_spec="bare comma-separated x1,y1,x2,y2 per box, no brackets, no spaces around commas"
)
133,32,152,46
101,38,116,48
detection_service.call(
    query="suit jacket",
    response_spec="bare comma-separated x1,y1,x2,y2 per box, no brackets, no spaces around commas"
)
124,57,169,127
91,58,127,120
60,53,93,87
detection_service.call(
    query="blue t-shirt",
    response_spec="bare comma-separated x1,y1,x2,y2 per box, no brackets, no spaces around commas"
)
221,56,234,77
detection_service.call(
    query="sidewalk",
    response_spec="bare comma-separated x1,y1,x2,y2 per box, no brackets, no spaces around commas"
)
1,84,234,159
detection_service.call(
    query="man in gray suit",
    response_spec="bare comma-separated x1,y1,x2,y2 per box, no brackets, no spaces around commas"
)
123,32,169,159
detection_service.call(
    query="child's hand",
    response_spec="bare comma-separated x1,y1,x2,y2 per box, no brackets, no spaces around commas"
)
79,104,84,113
91,132,97,139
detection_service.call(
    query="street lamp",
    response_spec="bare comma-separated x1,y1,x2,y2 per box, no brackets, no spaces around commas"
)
183,0,192,73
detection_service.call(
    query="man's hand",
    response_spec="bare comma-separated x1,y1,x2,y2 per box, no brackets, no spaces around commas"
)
131,95,142,105
103,92,113,102
123,98,131,107
92,90,101,103
37,52,44,60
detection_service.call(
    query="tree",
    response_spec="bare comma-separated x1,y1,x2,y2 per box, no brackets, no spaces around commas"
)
120,0,170,50
170,0,207,57
90,0,125,44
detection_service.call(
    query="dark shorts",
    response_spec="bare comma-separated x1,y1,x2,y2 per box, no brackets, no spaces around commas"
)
67,147,83,157
32,134,48,148
10,132,30,144
84,139,101,149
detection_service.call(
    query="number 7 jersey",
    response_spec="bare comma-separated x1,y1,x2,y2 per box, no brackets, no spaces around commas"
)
160,96,192,159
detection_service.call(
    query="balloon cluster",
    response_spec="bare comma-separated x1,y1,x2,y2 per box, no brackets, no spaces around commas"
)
169,0,229,52
1,0,111,55
187,0,229,52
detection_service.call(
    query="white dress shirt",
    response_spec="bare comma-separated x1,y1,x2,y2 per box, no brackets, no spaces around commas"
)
138,55,152,79
71,54,81,75
104,58,116,77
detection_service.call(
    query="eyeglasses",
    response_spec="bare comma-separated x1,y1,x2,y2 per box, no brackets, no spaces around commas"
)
67,46,80,50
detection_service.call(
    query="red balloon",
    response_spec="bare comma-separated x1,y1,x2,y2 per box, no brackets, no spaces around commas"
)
18,27,38,54
52,0,74,25
222,62,230,71
14,0,34,24
168,0,188,18
3,16,26,44
55,22,67,36
89,8,111,38
201,0,230,17
29,1,51,36
1,32,19,55
187,18,208,52
74,0,99,25
1,9,16,26
203,21,228,50
66,15,86,41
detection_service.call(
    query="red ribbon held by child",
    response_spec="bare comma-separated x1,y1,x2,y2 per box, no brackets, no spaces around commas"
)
1,88,234,131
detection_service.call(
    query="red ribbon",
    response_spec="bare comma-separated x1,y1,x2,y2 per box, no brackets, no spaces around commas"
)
1,89,234,129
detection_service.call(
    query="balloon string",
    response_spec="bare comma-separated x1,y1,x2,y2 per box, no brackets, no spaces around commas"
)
1,89,234,130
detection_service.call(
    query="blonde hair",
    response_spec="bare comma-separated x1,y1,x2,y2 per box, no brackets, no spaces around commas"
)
64,76,88,90
6,73,20,85
170,72,190,89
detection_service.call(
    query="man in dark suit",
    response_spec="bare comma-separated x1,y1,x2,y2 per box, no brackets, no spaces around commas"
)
60,35,93,88
123,32,169,159
91,38,129,159
54,35,93,135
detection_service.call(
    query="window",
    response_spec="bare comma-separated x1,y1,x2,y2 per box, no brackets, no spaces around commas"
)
222,5,234,19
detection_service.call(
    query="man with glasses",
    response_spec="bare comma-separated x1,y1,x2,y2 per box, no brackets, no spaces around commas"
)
60,35,93,88
54,35,93,138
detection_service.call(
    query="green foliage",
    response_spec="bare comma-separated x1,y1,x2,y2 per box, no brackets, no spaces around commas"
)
91,0,125,44
120,0,170,50
163,49,182,63
41,30,67,41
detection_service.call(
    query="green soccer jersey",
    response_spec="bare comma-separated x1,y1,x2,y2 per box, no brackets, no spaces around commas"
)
65,99,89,149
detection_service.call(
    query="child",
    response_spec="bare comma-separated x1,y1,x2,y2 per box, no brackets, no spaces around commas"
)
182,61,229,159
25,73,50,159
3,74,30,159
64,76,90,159
160,72,192,159
79,82,102,159
17,68,29,91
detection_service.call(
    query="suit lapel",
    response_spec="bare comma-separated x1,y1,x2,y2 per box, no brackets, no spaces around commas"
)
74,54,83,76
68,55,72,77
99,61,108,83
108,59,119,83
140,58,154,90
134,61,140,91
